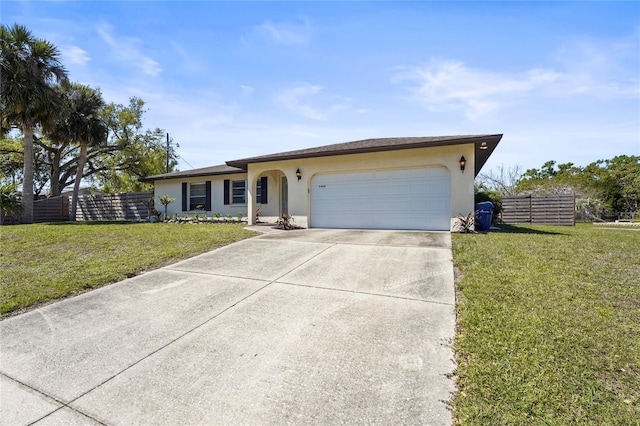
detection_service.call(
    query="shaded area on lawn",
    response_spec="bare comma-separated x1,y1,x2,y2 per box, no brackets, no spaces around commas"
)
490,224,568,235
43,220,142,226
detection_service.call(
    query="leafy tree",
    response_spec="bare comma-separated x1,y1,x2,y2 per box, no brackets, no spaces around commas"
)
0,23,68,222
89,98,179,193
0,181,23,224
1,135,52,196
588,156,640,216
34,133,74,197
1,98,179,197
516,161,586,195
0,136,24,185
50,83,107,220
515,155,640,220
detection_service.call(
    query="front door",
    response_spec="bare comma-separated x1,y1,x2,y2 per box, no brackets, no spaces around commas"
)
280,176,288,216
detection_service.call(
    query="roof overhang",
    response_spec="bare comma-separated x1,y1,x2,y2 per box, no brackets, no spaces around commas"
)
141,134,502,182
139,164,245,182
226,134,502,177
473,136,502,176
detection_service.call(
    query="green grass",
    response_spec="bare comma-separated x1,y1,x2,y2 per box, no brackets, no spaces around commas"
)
452,224,639,425
0,222,257,316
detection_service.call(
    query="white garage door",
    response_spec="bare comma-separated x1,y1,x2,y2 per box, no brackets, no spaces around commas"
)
310,166,450,230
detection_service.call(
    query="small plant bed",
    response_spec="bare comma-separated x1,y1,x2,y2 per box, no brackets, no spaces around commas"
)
166,212,247,224
0,222,257,316
451,223,639,424
274,214,302,230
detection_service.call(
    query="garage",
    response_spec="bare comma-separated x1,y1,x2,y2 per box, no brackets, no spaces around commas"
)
310,166,451,230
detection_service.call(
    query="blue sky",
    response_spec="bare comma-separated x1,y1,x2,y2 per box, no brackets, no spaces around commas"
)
4,1,639,174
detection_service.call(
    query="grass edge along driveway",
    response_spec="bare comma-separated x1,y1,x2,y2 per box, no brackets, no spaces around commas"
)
1,222,257,317
451,224,639,425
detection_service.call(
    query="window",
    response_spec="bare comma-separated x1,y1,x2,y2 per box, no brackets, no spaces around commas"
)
190,183,206,210
232,180,246,204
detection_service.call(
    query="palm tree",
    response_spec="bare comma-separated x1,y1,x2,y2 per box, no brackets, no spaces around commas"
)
0,24,68,223
51,83,107,221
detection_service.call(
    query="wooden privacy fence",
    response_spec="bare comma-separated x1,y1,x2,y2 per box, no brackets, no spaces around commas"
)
75,191,153,221
34,196,70,222
502,194,575,226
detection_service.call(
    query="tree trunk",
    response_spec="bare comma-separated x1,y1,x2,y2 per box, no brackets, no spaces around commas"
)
70,141,87,221
49,149,61,197
21,123,35,224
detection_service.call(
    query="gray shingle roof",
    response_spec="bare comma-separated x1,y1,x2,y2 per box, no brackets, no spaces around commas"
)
139,164,244,182
226,134,502,175
141,134,502,181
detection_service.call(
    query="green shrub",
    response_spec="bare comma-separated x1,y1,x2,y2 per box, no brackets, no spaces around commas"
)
0,182,23,224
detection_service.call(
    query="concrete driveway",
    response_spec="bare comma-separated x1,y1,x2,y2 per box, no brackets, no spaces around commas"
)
0,228,456,425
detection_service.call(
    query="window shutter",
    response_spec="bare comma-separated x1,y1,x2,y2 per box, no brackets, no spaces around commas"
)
205,181,212,211
181,182,187,211
260,176,268,204
223,179,230,205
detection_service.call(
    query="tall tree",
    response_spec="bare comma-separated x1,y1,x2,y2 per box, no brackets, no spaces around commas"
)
0,136,23,185
588,156,640,214
2,134,53,196
0,23,68,223
90,98,178,193
50,83,107,220
1,98,180,197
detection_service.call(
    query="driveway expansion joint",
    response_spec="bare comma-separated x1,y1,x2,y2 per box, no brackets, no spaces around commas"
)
268,242,337,282
51,279,274,413
274,281,456,306
164,268,272,282
43,244,339,416
2,230,456,424
0,372,105,426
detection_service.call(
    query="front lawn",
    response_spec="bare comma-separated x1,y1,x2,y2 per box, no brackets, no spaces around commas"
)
0,222,257,316
452,224,639,424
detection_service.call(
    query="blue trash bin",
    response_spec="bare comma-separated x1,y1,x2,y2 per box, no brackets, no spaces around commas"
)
474,201,494,231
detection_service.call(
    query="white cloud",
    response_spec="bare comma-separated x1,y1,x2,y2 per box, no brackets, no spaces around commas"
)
96,24,162,77
553,37,640,98
392,60,567,119
255,18,311,46
240,85,255,97
276,83,327,120
275,83,364,121
169,41,205,74
393,37,640,120
60,45,90,65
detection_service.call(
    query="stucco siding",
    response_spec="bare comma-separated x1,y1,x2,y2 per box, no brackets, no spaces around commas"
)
153,174,249,218
245,144,476,230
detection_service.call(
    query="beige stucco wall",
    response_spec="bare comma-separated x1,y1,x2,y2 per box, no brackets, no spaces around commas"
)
153,172,281,220
253,170,282,219
245,143,476,230
153,174,245,218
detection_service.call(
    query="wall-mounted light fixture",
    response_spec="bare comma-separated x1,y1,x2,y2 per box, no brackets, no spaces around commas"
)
295,168,302,181
459,156,467,173
479,141,488,150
